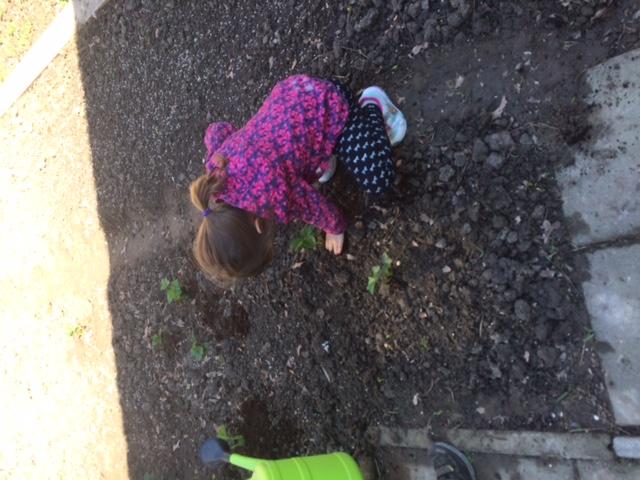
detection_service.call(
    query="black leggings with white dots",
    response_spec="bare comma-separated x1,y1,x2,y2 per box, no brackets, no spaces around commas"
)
331,80,395,195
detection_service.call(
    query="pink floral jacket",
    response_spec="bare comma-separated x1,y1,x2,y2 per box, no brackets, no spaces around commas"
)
204,75,349,234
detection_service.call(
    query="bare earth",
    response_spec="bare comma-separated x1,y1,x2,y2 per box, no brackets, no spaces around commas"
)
1,1,639,479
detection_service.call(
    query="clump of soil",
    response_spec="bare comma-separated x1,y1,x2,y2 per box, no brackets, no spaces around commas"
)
75,0,639,478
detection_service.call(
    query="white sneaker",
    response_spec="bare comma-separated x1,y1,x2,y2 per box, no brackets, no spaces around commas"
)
359,86,407,146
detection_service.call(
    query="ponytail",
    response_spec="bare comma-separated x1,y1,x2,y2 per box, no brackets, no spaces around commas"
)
189,154,229,213
189,154,274,282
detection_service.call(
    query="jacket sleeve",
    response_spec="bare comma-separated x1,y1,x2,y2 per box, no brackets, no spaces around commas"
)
204,122,236,170
289,181,347,234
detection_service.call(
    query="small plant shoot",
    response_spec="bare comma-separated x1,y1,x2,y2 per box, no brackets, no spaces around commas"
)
152,333,162,348
217,424,246,451
191,340,205,361
367,252,393,294
291,226,319,252
161,278,184,303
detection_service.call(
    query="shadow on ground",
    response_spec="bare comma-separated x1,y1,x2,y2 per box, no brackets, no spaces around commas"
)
74,0,639,478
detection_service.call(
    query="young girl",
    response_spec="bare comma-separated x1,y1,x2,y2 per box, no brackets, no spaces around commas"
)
190,75,406,281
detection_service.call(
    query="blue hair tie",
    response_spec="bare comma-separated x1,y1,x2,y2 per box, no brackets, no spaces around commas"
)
202,208,212,217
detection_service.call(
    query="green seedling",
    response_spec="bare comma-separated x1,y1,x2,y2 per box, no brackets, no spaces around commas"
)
68,324,86,338
367,252,393,294
142,474,158,480
160,278,184,303
419,337,430,352
217,424,245,451
583,330,595,343
191,340,205,361
151,333,163,348
291,226,319,252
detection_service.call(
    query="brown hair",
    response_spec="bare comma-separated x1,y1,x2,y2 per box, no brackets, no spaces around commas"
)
190,155,273,282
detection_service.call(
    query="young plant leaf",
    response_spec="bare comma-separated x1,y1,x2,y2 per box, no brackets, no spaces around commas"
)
217,424,246,451
291,226,319,252
191,342,205,361
152,334,162,348
161,278,184,303
367,253,394,294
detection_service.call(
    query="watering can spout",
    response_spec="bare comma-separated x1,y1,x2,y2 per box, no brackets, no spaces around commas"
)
199,437,264,472
229,453,263,472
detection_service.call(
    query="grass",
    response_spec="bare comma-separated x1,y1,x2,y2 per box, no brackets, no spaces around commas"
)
367,252,393,294
290,226,319,252
68,324,86,338
160,278,184,303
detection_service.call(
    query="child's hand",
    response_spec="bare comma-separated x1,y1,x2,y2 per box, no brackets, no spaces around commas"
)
325,232,344,255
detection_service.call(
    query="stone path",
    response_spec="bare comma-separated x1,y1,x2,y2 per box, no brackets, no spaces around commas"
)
558,48,640,429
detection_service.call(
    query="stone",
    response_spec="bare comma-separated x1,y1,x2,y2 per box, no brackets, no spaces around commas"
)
355,9,379,32
439,165,455,182
453,151,466,167
486,152,505,169
514,300,531,321
472,139,489,162
537,346,559,367
532,205,546,220
519,133,534,145
406,1,420,18
423,19,439,42
485,131,515,151
447,12,464,28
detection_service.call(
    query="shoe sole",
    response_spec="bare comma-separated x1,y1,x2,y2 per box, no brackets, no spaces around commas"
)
359,86,407,146
432,442,477,480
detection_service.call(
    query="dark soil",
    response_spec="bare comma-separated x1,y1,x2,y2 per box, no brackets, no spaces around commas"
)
76,0,640,478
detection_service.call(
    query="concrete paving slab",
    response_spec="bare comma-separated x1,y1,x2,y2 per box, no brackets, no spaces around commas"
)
558,48,640,246
575,459,640,479
472,453,575,480
583,245,640,426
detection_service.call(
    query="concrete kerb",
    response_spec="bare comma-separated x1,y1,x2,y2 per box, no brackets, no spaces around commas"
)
369,427,616,461
370,427,640,480
0,0,109,117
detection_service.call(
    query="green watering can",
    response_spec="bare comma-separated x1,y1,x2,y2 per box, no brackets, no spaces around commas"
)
200,437,364,480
